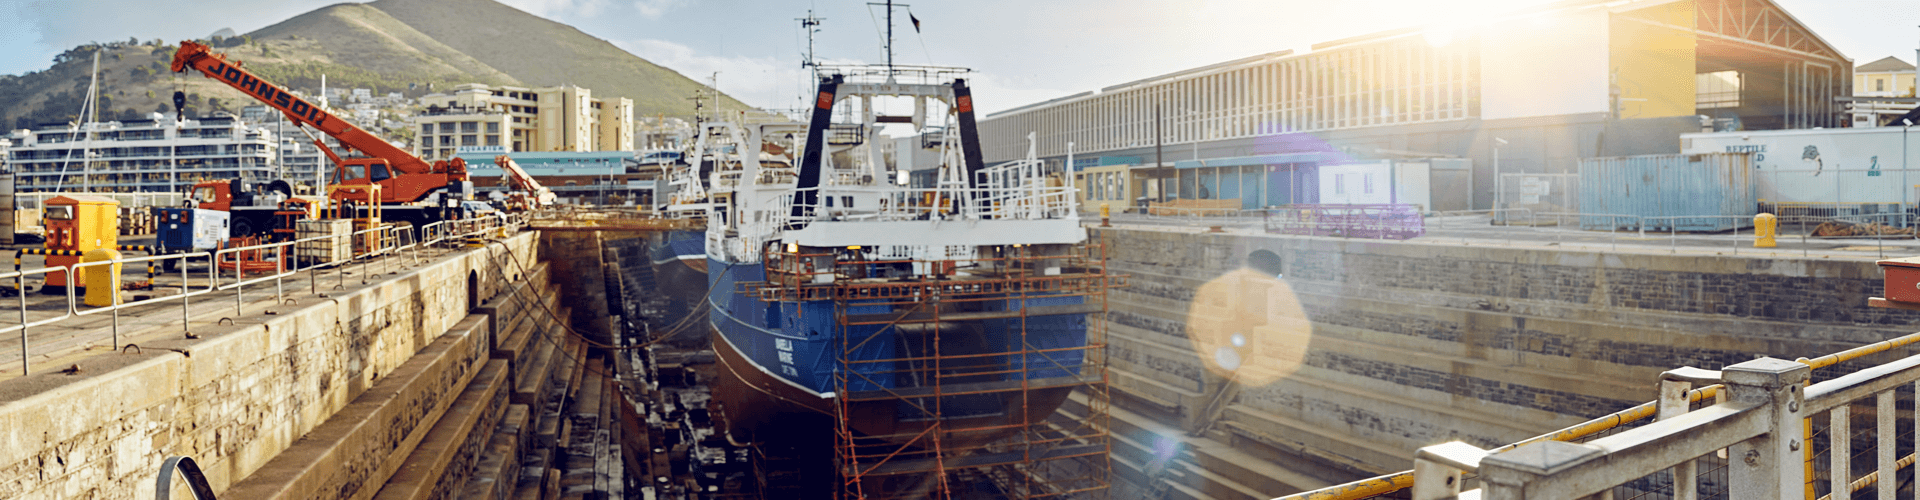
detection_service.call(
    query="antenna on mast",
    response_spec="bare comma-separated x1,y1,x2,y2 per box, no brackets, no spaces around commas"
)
866,1,909,78
798,10,825,71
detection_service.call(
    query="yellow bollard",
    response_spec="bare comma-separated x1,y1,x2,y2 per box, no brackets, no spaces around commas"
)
1754,213,1777,248
82,248,122,307
1100,203,1111,227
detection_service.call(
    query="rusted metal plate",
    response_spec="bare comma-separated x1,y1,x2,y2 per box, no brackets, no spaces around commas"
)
1876,256,1920,304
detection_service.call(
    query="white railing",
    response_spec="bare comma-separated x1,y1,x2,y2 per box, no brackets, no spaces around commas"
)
814,64,972,86
1,213,525,376
1196,209,1920,257
1410,346,1920,500
776,185,1079,229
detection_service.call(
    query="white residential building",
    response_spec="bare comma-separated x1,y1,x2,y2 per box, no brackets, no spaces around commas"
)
4,114,277,193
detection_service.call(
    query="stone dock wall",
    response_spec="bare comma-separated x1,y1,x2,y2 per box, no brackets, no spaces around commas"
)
0,231,613,499
1095,227,1920,498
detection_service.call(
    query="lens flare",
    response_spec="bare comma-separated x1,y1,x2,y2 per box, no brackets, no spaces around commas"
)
1185,267,1311,386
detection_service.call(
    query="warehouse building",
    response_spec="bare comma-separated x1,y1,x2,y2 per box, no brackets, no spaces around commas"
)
979,0,1852,211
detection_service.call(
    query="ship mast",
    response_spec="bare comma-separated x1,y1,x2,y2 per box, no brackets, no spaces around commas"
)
797,10,825,71
866,1,909,77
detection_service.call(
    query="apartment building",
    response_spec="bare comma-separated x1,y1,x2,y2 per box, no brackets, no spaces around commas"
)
4,114,276,193
415,84,633,160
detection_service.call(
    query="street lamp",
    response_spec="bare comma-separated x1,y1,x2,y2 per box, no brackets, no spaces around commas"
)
84,150,98,192
1493,137,1508,213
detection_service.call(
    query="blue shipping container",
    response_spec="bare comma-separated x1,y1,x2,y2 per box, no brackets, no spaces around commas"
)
1578,153,1754,232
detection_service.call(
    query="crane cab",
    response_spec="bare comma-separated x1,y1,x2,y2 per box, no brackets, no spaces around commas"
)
330,158,395,198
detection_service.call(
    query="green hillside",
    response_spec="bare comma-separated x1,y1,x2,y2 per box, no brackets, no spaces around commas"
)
0,0,748,131
0,40,281,130
245,2,521,92
370,0,752,116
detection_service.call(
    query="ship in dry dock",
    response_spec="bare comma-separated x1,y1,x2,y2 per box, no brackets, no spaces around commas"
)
679,62,1120,497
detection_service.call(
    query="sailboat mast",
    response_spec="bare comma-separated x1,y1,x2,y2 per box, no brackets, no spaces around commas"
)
83,49,100,192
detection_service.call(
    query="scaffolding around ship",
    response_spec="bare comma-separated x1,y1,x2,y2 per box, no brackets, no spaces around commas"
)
752,239,1119,499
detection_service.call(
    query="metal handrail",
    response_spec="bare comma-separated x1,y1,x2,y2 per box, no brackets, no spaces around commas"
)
1284,330,1920,500
155,456,218,500
0,211,529,376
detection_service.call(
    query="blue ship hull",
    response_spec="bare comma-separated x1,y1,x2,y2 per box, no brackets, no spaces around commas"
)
706,256,1092,441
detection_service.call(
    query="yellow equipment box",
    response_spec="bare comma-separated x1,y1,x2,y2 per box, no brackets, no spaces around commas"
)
44,195,120,289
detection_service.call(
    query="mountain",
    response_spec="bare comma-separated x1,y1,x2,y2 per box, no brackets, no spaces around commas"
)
246,2,521,90
368,0,749,117
0,0,747,131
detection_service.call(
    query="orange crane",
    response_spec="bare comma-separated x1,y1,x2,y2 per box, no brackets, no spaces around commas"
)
170,40,472,229
495,155,556,211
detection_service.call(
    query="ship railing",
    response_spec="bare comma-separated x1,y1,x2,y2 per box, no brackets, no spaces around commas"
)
714,170,742,189
815,64,972,86
775,186,1079,227
749,244,1125,302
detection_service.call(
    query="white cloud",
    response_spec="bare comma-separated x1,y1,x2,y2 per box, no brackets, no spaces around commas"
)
961,73,1073,117
497,0,685,20
616,35,1070,118
615,38,807,112
627,0,689,19
496,0,610,19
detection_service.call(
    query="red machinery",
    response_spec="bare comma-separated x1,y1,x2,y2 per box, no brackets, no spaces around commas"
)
494,155,555,211
170,40,472,229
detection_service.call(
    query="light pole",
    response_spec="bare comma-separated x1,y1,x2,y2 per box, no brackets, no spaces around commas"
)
1493,137,1508,213
1155,103,1165,203
170,114,181,196
84,151,98,192
1905,119,1912,228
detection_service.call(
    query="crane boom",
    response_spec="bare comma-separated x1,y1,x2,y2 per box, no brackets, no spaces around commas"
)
495,155,556,209
170,40,469,205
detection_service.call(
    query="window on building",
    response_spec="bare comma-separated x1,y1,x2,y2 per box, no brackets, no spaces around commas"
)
486,135,500,146
462,135,478,146
1363,173,1373,194
438,122,455,133
421,125,432,136
1334,174,1345,195
440,136,453,147
1878,79,1887,92
462,122,478,133
486,122,499,133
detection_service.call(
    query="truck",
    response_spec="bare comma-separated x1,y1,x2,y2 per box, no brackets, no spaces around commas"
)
183,178,309,239
151,207,229,270
170,40,472,234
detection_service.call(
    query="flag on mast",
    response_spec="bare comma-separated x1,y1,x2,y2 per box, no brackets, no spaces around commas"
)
909,13,921,32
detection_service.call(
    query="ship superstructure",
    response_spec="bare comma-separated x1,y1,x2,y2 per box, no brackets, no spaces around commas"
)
696,64,1117,498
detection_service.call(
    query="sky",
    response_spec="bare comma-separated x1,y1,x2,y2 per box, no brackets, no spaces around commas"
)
1,0,1916,115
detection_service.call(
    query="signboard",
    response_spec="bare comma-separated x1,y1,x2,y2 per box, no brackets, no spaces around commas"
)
456,145,509,154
